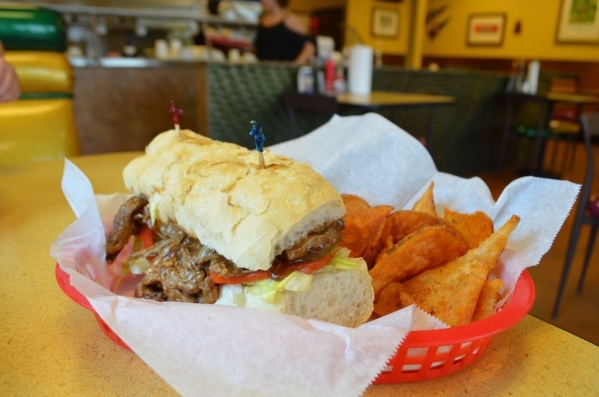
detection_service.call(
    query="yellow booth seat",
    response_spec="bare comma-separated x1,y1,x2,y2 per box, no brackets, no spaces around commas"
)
0,99,79,167
4,51,73,94
0,50,79,167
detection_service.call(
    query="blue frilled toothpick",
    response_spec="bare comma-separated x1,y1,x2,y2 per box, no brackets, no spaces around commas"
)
249,120,266,169
169,100,184,138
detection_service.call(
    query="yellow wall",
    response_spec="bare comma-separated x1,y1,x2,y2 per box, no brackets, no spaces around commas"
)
345,0,411,55
424,0,599,62
290,0,346,13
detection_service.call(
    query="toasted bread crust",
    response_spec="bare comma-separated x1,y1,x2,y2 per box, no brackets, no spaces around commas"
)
216,262,375,328
123,129,345,271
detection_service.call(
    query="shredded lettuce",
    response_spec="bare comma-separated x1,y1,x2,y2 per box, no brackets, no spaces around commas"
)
245,247,364,303
247,279,280,303
112,236,149,292
246,271,313,303
276,271,313,292
327,247,362,270
316,247,366,273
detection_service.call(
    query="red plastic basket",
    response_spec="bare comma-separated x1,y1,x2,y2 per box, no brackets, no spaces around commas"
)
55,264,534,383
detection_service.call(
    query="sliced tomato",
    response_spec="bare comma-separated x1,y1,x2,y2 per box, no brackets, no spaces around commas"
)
209,269,270,284
287,252,335,275
140,224,154,249
264,252,336,280
209,252,335,284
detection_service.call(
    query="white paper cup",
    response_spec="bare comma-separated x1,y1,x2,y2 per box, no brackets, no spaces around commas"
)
154,40,168,59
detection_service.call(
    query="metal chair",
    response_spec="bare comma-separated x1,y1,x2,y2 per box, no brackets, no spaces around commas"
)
282,91,338,139
499,92,582,178
499,93,549,175
552,112,599,319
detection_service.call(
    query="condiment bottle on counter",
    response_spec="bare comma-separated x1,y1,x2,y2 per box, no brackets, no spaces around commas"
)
297,66,314,94
324,58,336,95
333,63,347,94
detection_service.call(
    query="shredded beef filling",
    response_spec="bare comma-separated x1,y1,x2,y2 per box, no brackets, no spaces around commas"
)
135,234,219,303
282,220,343,261
107,196,344,303
105,196,148,260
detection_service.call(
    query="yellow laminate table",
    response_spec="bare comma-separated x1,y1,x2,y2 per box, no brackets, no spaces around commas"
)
337,91,454,151
1,152,598,396
545,91,599,105
336,91,455,107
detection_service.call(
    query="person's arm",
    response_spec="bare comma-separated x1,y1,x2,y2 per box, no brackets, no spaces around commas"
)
284,13,315,65
293,41,315,65
0,41,20,103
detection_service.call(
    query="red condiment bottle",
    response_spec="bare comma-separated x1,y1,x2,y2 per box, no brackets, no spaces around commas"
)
324,58,336,94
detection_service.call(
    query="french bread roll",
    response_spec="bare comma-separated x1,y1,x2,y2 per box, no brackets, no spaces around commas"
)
123,129,346,271
216,260,374,328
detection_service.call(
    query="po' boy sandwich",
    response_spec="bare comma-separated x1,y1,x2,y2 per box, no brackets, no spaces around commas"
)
106,129,374,328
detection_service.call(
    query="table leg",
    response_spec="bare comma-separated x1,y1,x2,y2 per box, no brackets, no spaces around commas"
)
567,103,583,172
530,100,555,176
531,103,547,175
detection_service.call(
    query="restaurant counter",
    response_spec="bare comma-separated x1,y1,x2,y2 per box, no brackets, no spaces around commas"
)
72,61,521,175
2,152,598,396
74,58,575,176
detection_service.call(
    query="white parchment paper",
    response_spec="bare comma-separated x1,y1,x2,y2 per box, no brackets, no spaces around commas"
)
51,113,579,397
270,113,580,305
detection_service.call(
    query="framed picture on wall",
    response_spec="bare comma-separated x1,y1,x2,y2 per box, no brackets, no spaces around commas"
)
466,13,506,46
556,0,599,44
372,7,399,38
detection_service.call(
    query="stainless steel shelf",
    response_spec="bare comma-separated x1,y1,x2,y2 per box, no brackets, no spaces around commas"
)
69,56,215,68
19,1,257,26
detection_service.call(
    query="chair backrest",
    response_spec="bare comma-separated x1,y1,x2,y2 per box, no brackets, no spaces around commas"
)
551,75,580,122
282,91,338,138
551,111,598,319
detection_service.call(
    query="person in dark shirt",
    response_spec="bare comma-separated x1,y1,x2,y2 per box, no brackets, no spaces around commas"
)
254,0,315,64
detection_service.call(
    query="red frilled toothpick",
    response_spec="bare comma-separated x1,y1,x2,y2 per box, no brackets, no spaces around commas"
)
169,100,184,138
